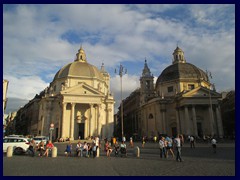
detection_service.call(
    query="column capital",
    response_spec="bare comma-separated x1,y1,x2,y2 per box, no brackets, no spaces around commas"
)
71,102,76,107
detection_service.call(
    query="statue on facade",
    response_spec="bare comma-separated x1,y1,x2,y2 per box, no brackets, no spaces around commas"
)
65,79,69,88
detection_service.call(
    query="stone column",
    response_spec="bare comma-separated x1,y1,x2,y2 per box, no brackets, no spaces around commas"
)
175,108,180,134
162,110,166,134
89,104,94,137
216,105,224,138
105,104,110,138
41,116,45,136
192,105,198,137
70,103,76,140
95,105,98,136
97,105,101,136
84,112,88,139
184,106,190,135
208,105,214,137
58,117,61,139
61,103,67,138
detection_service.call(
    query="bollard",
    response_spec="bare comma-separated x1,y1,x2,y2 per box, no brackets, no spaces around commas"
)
7,146,13,157
96,147,100,157
135,146,140,158
51,147,57,158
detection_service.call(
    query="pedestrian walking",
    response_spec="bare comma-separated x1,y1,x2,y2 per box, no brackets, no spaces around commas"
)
159,136,166,158
129,137,134,148
190,136,195,148
165,137,174,158
122,136,126,143
92,143,97,158
211,138,217,153
142,136,146,148
174,135,183,162
179,134,184,147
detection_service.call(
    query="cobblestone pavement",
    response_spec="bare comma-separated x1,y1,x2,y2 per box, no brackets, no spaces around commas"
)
3,141,235,176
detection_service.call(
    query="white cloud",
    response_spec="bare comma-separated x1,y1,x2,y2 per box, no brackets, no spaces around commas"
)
3,4,235,111
4,75,48,100
110,74,140,112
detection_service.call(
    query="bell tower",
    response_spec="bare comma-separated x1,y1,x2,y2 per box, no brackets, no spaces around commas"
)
140,59,155,106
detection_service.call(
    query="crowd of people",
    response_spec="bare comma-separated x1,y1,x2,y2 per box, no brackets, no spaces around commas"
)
28,139,54,157
26,134,218,160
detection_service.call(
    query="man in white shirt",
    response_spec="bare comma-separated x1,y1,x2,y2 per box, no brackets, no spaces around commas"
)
174,135,183,162
211,138,217,153
190,136,195,148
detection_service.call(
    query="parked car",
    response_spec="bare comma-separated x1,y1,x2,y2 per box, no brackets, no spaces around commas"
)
3,137,30,155
33,136,48,145
7,134,24,138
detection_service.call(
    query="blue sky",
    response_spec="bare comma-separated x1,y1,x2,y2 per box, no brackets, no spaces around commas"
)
3,4,235,113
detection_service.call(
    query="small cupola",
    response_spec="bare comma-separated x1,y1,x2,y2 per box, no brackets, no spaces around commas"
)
75,46,87,62
172,46,186,64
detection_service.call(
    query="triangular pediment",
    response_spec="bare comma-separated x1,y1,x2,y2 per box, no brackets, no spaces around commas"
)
60,82,103,96
182,86,221,98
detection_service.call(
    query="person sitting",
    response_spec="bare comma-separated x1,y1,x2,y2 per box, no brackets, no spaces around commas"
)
43,140,54,157
37,141,45,157
83,142,89,157
114,141,120,156
28,139,37,157
76,141,83,157
105,140,112,158
65,141,72,157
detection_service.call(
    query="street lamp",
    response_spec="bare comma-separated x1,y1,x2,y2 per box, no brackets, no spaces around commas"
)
115,64,127,140
206,70,214,137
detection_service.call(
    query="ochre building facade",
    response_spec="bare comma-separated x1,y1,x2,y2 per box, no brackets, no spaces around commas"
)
20,47,115,140
118,47,223,139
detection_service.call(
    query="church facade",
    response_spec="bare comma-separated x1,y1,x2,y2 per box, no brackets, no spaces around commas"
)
117,47,223,139
18,47,115,140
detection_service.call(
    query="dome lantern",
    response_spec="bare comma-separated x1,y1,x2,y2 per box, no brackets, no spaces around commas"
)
75,46,87,62
172,46,186,64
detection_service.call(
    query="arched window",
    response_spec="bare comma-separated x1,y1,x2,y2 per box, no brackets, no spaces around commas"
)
149,114,154,119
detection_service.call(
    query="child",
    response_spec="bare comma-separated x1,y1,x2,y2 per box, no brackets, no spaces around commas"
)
65,141,72,157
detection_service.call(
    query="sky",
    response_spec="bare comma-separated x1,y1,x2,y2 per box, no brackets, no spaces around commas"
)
3,4,235,114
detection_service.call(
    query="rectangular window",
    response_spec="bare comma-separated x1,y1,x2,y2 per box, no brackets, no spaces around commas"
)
168,86,173,92
188,84,195,90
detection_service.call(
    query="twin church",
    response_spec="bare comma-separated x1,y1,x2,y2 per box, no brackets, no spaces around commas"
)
17,46,223,140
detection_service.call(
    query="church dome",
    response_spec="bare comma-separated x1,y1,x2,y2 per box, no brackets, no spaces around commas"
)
53,47,104,81
156,46,208,85
156,63,208,84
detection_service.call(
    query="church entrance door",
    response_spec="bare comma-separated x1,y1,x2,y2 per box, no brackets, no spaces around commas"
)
78,123,85,139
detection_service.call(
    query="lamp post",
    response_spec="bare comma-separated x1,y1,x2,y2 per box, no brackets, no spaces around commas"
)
115,64,127,140
206,70,214,137
49,123,54,142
